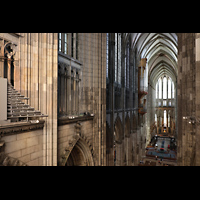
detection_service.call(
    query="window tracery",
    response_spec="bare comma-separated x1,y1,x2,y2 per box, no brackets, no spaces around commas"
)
58,33,81,117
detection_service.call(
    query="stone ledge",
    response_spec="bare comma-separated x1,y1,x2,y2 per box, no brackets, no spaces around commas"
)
58,115,94,126
0,120,45,137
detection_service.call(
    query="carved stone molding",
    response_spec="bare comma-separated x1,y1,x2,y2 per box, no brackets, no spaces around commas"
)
0,152,27,166
58,115,94,126
0,120,45,138
4,42,17,59
74,121,82,136
58,62,70,77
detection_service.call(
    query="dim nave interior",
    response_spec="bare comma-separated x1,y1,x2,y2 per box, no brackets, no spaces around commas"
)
0,33,198,166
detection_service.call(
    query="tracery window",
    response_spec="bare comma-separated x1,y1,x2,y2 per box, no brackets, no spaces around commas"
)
58,33,78,60
159,78,162,99
164,110,167,127
172,81,174,98
58,33,62,52
156,82,158,99
115,34,117,82
118,34,121,84
71,33,74,57
155,113,157,126
126,42,129,88
58,33,80,117
64,33,68,54
168,113,170,127
71,33,78,59
156,76,174,101
114,33,121,85
168,78,171,99
163,77,167,99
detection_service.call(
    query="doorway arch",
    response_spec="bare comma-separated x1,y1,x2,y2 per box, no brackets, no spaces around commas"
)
61,136,94,166
65,138,94,166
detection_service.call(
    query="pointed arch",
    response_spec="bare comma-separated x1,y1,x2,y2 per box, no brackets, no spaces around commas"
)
132,113,137,132
60,134,95,166
106,121,113,150
125,114,131,138
65,138,94,166
114,116,123,144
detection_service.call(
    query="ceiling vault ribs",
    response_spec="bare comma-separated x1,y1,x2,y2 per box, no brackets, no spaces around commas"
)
131,33,178,85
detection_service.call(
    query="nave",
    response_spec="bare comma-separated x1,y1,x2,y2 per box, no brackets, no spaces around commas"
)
139,133,177,166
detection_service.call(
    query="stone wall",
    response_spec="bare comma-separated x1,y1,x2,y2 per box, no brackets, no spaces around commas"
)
177,33,196,166
57,33,107,165
1,129,43,166
57,119,95,165
195,33,200,166
17,33,58,166
0,33,58,166
78,33,107,165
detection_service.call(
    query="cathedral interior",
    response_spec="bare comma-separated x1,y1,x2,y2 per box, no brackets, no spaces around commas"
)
0,33,199,166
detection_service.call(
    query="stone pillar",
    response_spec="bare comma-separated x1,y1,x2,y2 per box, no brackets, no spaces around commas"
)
162,77,163,102
72,68,76,115
195,33,200,165
67,66,71,115
7,58,12,84
60,64,65,115
0,39,4,78
63,65,67,115
109,33,115,165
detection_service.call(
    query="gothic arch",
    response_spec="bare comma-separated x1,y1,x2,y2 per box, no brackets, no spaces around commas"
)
114,116,123,144
4,42,17,59
106,121,112,150
65,138,94,166
125,115,131,138
114,116,124,166
132,113,137,132
60,126,95,166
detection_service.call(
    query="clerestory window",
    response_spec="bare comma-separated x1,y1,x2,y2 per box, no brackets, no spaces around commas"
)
114,33,121,85
58,33,78,60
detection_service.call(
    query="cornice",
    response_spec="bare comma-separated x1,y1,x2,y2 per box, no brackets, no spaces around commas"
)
58,115,94,126
0,120,45,137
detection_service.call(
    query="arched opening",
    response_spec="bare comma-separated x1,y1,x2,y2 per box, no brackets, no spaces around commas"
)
106,121,113,166
132,113,137,132
11,60,14,86
4,42,16,86
125,115,131,138
124,115,131,166
114,116,123,166
65,138,94,166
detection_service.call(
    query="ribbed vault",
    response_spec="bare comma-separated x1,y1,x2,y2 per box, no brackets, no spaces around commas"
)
130,33,178,85
130,33,178,142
